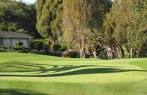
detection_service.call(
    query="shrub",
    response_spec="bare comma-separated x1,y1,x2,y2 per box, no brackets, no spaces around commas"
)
53,44,61,51
62,49,80,58
1,46,14,52
122,45,130,58
0,46,6,52
48,51,62,57
139,43,147,57
30,39,44,50
18,47,30,53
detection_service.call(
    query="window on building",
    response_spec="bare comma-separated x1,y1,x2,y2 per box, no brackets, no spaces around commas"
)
0,38,3,45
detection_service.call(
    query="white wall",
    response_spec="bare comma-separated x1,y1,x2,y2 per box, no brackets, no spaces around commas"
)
3,38,29,48
19,39,29,48
3,39,11,46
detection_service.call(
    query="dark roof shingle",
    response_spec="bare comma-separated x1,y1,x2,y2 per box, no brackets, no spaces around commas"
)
0,31,33,39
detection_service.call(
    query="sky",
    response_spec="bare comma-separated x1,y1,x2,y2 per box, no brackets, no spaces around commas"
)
22,0,36,4
21,0,114,4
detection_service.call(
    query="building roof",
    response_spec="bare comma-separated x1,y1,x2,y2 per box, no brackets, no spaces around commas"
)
0,31,33,39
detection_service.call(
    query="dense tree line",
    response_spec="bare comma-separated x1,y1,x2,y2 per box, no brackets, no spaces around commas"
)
36,0,111,58
62,0,110,58
104,0,147,58
0,0,146,58
36,0,147,58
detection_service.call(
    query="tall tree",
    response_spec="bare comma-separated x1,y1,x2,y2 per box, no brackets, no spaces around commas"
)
36,0,63,50
62,0,109,58
104,0,147,58
126,0,147,57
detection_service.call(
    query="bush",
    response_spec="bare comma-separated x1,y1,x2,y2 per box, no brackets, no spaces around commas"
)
140,43,147,57
60,45,67,52
15,42,23,50
0,46,6,52
48,51,62,57
96,47,107,59
14,47,30,53
122,45,130,58
30,39,44,50
0,46,14,52
10,42,29,53
18,47,30,53
53,44,61,51
62,49,80,58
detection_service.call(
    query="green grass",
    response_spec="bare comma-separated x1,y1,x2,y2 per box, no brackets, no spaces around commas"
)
0,52,147,95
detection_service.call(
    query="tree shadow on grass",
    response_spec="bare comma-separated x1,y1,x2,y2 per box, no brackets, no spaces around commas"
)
0,89,48,95
0,61,146,77
47,67,147,77
0,61,100,73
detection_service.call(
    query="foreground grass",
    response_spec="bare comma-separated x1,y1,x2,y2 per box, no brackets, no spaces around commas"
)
0,52,147,95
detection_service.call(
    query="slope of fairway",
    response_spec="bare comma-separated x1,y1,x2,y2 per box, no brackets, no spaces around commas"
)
0,52,147,95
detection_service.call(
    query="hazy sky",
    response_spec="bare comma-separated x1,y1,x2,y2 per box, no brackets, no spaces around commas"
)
22,0,36,4
22,0,114,4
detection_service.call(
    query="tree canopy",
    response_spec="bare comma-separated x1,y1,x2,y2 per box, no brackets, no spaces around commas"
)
0,0,146,58
0,0,38,37
62,0,110,57
36,0,63,50
104,0,147,58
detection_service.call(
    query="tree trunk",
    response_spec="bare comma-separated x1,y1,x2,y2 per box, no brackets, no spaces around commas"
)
92,50,97,58
80,48,83,58
136,50,139,58
116,47,122,59
79,39,85,58
130,48,133,58
80,48,85,58
48,37,54,51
